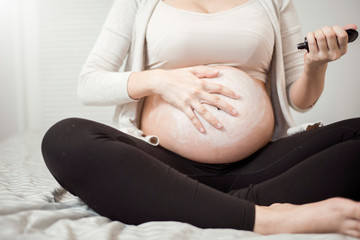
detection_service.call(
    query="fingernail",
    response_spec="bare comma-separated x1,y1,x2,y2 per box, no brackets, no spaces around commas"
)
231,109,238,115
200,127,205,133
216,123,223,129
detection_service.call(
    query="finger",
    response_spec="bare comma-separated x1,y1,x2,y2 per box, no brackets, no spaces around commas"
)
347,219,360,232
322,26,338,51
189,66,220,78
346,201,360,220
192,101,223,130
344,23,358,30
343,229,360,239
201,93,238,116
183,107,206,133
306,32,318,54
332,25,348,52
204,81,241,99
314,29,328,52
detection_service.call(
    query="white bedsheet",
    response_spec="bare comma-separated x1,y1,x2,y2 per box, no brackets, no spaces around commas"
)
0,132,357,240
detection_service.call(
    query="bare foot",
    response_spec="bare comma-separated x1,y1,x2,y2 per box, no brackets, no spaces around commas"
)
254,197,360,238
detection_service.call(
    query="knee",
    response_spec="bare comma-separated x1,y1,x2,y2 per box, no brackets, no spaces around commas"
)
344,118,360,139
42,118,84,154
338,117,360,130
327,118,360,140
41,118,89,171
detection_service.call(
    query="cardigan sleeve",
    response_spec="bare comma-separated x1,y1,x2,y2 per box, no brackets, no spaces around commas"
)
279,0,313,112
78,0,139,106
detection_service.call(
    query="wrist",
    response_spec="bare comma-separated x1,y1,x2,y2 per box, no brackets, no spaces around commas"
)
128,69,164,99
146,69,166,95
304,61,328,74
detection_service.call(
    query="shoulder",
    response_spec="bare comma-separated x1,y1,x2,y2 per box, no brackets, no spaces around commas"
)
124,0,158,6
111,0,142,8
110,0,159,14
113,0,159,10
258,0,295,11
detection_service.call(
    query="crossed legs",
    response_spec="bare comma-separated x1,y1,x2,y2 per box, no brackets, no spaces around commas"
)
41,117,360,237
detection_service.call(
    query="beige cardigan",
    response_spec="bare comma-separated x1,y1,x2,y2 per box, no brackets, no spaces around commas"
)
78,0,309,145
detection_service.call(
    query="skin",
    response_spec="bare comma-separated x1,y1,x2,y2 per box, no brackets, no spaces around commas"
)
255,198,360,237
127,0,360,236
141,66,275,163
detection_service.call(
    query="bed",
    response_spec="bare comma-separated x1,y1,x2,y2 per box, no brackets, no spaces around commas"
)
0,131,359,240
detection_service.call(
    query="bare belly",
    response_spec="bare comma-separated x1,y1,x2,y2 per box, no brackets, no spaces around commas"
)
141,66,275,163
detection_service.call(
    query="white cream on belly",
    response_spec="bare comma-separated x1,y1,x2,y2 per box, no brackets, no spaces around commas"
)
141,67,274,163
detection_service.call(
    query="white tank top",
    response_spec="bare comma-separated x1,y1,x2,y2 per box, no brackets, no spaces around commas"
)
145,0,274,82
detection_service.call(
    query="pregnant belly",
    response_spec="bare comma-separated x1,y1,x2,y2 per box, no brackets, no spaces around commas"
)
141,66,275,164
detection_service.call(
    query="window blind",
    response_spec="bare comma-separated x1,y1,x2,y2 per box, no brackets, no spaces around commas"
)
37,0,115,129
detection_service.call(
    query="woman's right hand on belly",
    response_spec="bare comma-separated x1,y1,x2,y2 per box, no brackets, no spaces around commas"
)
128,66,240,133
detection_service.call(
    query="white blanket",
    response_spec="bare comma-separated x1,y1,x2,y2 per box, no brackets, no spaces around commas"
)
0,132,357,240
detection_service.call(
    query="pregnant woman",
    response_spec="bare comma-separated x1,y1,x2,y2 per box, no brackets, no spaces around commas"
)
41,0,360,237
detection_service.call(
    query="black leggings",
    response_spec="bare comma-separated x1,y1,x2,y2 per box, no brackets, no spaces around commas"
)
41,117,360,231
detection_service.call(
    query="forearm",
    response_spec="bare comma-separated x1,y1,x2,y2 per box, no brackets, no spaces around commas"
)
78,70,135,106
290,63,327,110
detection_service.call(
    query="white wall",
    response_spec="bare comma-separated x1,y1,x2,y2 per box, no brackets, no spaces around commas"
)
0,0,359,141
0,0,25,141
0,0,114,141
